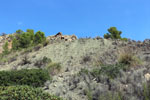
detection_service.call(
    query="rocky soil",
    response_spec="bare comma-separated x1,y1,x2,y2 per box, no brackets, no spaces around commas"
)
1,37,150,100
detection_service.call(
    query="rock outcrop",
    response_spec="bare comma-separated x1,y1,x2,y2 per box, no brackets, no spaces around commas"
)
48,32,77,42
0,34,13,53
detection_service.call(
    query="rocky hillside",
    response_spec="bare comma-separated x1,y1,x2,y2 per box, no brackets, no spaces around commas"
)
1,34,150,100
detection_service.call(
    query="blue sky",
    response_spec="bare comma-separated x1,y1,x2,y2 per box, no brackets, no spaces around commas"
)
0,0,150,41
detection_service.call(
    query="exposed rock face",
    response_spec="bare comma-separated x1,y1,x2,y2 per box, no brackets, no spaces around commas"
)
47,32,77,42
0,34,13,53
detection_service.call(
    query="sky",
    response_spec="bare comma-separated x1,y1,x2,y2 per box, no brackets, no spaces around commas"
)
0,0,150,41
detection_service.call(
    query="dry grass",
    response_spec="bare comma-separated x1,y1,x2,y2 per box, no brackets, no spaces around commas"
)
46,62,61,75
118,48,142,67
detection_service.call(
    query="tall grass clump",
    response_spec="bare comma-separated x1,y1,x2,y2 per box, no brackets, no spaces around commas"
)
46,62,61,75
118,49,142,67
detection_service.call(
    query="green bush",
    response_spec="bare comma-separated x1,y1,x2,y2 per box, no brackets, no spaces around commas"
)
0,69,50,87
91,63,126,79
79,63,126,79
0,85,62,100
12,37,20,50
2,41,9,55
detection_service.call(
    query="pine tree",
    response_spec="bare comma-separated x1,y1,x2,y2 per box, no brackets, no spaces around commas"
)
34,31,46,44
104,27,122,39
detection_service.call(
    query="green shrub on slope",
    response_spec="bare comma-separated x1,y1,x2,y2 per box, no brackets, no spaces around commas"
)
0,85,62,100
0,69,50,87
91,63,126,79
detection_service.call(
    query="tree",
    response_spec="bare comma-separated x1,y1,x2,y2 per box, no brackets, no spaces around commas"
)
34,31,46,44
12,29,46,50
2,41,9,55
12,38,20,50
26,29,34,40
12,32,32,49
16,29,23,34
104,27,122,39
19,32,32,48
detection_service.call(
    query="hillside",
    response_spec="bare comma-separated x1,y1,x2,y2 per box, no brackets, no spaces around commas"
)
1,33,150,100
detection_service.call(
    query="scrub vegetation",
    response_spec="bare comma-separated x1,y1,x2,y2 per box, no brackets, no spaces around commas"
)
0,27,150,100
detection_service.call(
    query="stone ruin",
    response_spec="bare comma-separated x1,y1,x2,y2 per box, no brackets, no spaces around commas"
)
47,32,77,42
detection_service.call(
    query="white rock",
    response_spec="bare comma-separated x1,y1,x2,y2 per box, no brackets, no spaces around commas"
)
145,73,150,81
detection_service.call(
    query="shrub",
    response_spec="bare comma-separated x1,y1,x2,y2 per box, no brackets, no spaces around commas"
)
91,63,126,79
143,83,150,100
93,59,103,67
121,38,128,41
0,58,8,64
95,36,102,40
81,55,91,64
23,47,33,54
12,38,20,50
2,41,9,55
46,63,61,75
8,57,17,63
20,55,31,65
118,51,142,67
85,89,92,100
99,91,123,100
0,69,50,87
34,44,43,51
79,68,89,75
79,63,126,80
34,56,52,68
43,40,49,47
0,85,62,100
42,56,52,64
